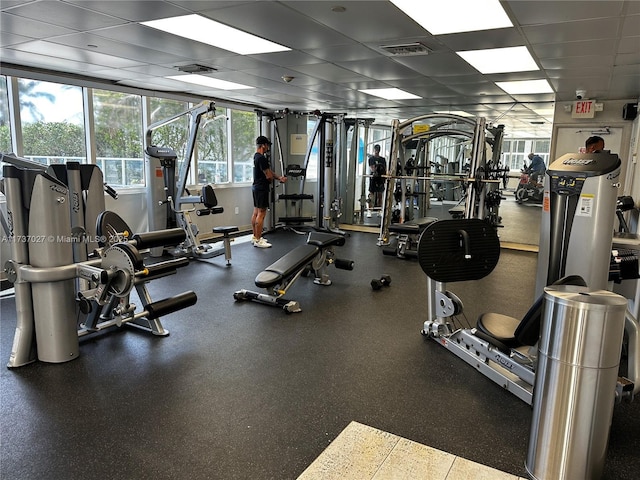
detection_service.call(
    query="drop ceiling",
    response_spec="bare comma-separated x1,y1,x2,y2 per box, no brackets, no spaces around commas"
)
1,0,639,137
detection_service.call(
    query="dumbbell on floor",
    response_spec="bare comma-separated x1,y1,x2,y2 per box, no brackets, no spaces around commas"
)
371,274,391,290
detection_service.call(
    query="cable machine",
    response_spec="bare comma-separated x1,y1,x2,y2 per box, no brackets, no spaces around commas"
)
379,114,507,246
145,101,238,263
259,110,346,234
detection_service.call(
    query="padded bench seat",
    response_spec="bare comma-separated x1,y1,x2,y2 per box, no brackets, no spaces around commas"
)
212,225,239,235
307,231,345,248
255,244,318,288
254,232,345,288
389,217,438,235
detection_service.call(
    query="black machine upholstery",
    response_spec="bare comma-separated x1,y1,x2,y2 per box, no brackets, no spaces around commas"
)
476,274,588,348
417,218,501,283
254,232,345,288
389,216,438,235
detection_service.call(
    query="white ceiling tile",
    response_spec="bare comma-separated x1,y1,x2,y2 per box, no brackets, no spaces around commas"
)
0,0,638,137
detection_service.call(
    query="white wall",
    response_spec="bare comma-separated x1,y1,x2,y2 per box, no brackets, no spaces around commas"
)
551,98,638,196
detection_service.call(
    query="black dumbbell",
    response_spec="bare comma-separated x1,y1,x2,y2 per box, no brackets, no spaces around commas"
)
371,274,391,290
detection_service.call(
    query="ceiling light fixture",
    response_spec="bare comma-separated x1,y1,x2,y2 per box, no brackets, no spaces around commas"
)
359,88,421,100
389,0,512,35
167,74,253,90
282,75,295,83
434,110,473,117
496,79,553,95
142,14,290,55
457,46,538,74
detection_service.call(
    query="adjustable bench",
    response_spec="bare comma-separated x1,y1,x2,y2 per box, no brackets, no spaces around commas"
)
383,217,438,259
233,231,354,313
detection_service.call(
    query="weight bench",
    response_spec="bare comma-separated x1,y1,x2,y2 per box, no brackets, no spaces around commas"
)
383,217,438,259
233,231,354,313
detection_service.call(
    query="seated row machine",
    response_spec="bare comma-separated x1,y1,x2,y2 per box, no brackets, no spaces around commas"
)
146,145,239,265
234,232,354,313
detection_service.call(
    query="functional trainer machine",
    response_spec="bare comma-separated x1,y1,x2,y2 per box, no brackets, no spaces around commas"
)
380,114,507,248
1,155,197,367
418,151,639,404
145,101,238,264
260,109,347,235
233,231,354,313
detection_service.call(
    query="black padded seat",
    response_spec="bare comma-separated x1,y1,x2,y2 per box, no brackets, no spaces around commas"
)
476,274,588,348
307,231,345,248
255,245,318,288
476,313,521,347
212,226,238,235
389,217,438,234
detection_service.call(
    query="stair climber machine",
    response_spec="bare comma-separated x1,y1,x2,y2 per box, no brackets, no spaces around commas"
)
418,150,639,405
1,153,197,368
145,101,238,263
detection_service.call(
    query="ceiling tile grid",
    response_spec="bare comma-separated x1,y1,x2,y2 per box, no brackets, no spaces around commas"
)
0,0,637,137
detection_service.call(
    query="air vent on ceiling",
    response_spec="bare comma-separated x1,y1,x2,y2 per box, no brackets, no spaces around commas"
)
176,64,216,74
380,42,432,56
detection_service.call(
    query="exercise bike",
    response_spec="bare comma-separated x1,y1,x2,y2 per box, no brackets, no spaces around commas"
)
515,163,544,204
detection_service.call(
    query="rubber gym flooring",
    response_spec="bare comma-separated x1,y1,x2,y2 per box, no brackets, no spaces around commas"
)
1,220,639,479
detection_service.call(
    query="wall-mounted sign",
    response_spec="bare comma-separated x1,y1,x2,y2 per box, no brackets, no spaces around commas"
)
572,100,595,119
290,134,307,155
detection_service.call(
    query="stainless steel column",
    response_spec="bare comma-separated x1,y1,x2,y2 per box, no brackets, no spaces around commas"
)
28,173,78,363
526,285,627,480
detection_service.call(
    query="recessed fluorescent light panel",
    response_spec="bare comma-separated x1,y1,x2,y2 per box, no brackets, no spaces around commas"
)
359,88,421,100
457,46,538,74
142,14,290,55
167,74,252,90
389,0,512,35
496,79,553,95
435,110,473,117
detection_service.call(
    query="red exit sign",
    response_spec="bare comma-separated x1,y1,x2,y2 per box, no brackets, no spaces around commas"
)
572,100,595,118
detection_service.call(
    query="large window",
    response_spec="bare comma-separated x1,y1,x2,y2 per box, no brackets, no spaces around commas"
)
93,89,143,187
148,98,190,181
502,138,551,171
1,73,272,190
231,109,257,183
197,112,228,184
19,79,85,165
0,76,11,153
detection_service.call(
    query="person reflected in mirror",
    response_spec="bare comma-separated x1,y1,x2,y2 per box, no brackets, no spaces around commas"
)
585,135,605,153
367,144,387,218
527,153,546,185
251,135,286,248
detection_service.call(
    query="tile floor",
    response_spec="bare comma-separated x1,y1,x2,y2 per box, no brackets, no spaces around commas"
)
298,422,528,480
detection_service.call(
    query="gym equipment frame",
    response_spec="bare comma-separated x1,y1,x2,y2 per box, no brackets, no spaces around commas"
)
145,101,238,263
418,218,638,405
2,159,197,367
233,231,354,313
379,114,508,248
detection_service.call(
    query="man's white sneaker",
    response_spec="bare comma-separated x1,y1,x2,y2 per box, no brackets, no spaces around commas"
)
250,236,258,244
253,238,272,248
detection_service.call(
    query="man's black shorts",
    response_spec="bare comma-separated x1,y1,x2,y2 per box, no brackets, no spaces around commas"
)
253,188,269,209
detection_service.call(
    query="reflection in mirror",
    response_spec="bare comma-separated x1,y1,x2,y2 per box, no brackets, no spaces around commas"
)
343,115,548,248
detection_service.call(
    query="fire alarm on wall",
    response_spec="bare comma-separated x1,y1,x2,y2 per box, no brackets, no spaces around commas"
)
623,103,638,120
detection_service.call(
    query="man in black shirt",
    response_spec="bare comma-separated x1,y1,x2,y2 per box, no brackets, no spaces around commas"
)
367,144,386,216
251,135,286,248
